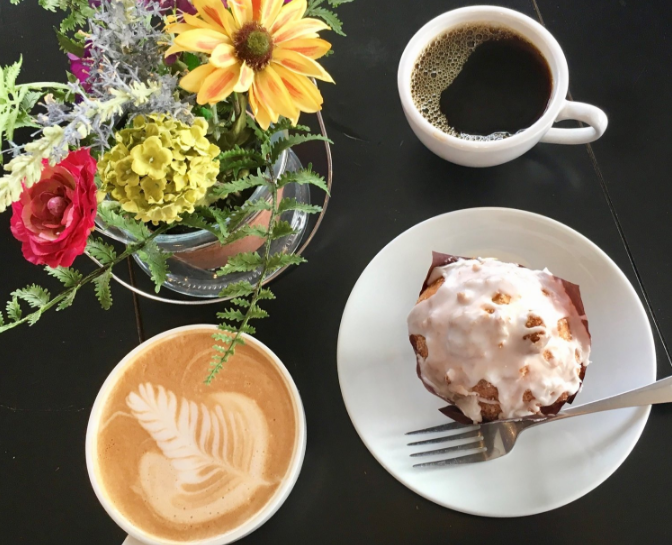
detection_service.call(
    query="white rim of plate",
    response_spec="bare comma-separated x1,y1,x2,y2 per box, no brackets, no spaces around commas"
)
337,207,655,517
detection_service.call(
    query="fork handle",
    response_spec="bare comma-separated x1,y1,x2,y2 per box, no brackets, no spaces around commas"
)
559,375,672,418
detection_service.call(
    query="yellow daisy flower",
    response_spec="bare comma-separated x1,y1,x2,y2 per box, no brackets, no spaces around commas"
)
166,0,334,129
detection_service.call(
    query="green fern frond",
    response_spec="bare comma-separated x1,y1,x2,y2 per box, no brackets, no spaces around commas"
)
93,269,113,310
277,164,330,193
278,197,323,214
306,7,345,36
6,298,22,322
218,281,255,299
217,252,263,275
86,238,117,265
269,134,331,163
267,253,307,271
46,266,83,288
12,285,51,309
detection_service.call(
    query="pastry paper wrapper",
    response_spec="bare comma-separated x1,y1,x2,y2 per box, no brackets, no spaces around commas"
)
416,252,590,425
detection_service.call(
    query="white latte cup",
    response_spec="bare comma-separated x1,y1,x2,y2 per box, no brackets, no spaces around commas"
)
398,5,608,167
85,325,307,545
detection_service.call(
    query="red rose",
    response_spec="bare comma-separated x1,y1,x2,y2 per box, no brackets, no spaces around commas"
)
10,149,98,268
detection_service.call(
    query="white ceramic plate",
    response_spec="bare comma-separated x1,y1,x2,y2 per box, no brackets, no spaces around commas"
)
337,208,655,517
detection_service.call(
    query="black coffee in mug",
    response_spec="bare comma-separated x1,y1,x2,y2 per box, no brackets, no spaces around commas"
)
411,24,553,140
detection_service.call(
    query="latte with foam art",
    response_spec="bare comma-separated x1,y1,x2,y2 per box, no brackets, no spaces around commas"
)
91,328,299,542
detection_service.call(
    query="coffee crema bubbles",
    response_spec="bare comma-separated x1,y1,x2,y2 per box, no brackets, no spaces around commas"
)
93,329,298,543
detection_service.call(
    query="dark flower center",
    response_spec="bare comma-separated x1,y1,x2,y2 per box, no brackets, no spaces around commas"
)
234,22,274,71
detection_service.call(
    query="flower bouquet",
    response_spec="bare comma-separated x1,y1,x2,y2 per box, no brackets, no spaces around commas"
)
0,0,350,381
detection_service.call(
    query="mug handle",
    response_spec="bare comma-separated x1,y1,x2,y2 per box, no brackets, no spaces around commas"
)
540,100,608,145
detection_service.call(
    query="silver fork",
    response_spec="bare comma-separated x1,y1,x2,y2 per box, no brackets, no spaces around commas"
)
407,375,672,467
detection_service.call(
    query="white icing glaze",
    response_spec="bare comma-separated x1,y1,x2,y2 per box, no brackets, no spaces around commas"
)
408,258,591,423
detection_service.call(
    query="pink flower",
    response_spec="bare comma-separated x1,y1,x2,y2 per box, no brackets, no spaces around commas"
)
11,149,98,268
68,47,93,93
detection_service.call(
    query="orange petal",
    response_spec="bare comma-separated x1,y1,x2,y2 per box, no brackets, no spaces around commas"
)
273,18,330,44
259,0,283,27
272,64,323,113
254,65,299,120
165,22,196,34
234,62,255,93
249,83,275,130
210,43,239,68
197,65,240,104
182,12,225,34
179,63,218,93
272,48,334,82
192,0,238,36
276,37,331,59
175,29,230,53
252,0,262,21
269,0,306,35
229,0,254,27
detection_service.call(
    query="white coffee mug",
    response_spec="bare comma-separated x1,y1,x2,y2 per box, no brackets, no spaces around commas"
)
85,325,307,545
398,5,608,167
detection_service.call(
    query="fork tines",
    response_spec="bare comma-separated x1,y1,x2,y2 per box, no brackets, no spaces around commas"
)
407,421,486,467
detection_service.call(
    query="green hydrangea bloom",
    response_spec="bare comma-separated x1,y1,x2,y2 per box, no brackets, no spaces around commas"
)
98,115,220,224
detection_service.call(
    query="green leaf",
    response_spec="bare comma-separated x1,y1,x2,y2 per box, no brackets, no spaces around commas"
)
257,288,276,300
212,175,269,199
56,288,78,311
97,204,151,240
277,164,330,194
0,311,4,327
46,266,83,288
6,297,22,322
270,220,296,240
93,269,113,310
267,118,310,136
231,297,250,308
137,245,171,293
218,146,265,174
55,28,85,57
278,197,323,214
12,284,51,309
240,324,257,335
267,253,307,271
20,90,42,112
217,252,263,275
182,52,202,71
86,238,117,265
226,198,273,232
217,280,255,298
247,304,269,320
220,224,268,247
269,134,331,163
209,207,231,238
27,311,42,326
217,308,246,322
4,56,22,90
307,7,346,36
328,0,354,6
179,213,223,241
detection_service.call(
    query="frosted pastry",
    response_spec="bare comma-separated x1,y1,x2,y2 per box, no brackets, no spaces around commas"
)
408,253,590,423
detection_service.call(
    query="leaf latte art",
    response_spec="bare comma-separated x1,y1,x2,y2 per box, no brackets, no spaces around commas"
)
94,329,298,541
126,383,271,524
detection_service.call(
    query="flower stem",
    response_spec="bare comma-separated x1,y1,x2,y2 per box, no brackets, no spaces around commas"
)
22,82,72,91
0,226,169,333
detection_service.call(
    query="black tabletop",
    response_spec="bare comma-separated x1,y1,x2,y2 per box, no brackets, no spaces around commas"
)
2,1,672,543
